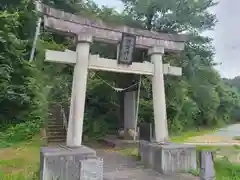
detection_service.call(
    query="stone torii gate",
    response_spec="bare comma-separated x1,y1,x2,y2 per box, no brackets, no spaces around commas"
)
37,3,198,178
36,2,186,147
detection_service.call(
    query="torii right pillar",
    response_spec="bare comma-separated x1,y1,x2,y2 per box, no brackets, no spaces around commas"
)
148,46,168,143
139,46,197,174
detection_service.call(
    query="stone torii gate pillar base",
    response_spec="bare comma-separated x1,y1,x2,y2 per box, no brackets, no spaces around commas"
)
40,35,103,180
139,46,197,174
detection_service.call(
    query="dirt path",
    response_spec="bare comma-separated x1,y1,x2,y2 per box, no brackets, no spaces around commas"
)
96,149,197,180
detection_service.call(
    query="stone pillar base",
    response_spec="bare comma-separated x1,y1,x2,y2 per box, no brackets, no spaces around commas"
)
139,141,197,174
40,145,103,180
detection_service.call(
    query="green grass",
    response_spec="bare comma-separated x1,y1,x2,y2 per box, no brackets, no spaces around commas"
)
0,136,42,180
169,128,216,143
0,171,39,180
215,159,240,180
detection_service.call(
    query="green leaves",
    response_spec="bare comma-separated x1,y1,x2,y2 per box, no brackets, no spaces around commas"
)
0,7,47,132
120,0,240,130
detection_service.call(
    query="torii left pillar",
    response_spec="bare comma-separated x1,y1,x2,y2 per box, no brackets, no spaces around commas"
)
67,35,92,147
40,35,101,180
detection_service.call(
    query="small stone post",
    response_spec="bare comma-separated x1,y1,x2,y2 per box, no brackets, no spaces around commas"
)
199,151,216,180
148,46,168,143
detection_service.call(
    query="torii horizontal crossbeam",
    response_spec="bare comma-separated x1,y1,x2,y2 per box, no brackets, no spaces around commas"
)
45,50,182,76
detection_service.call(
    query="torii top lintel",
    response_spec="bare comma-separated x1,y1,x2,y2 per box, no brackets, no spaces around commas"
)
36,2,188,52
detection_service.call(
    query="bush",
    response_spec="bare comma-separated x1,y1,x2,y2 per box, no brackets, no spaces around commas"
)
0,11,49,134
0,120,43,143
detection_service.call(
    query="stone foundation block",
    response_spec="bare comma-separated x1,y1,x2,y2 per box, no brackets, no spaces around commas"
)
40,145,103,180
139,141,197,174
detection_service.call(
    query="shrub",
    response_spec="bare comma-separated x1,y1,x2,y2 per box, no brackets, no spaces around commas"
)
0,120,43,143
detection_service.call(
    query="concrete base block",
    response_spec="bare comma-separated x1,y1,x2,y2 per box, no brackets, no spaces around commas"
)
40,145,103,180
139,141,197,174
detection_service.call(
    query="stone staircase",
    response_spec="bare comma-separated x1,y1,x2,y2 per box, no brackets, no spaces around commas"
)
47,103,68,144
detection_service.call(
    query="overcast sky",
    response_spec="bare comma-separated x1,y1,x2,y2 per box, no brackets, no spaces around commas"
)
94,0,240,79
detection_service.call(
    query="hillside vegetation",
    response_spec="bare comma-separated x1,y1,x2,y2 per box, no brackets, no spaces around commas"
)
1,0,240,145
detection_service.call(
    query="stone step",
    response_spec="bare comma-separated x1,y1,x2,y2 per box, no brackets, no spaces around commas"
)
47,126,64,130
47,126,63,129
47,125,66,139
47,139,66,142
47,137,66,141
47,131,66,135
47,133,66,138
47,129,66,133
47,125,65,129
48,136,66,140
48,136,66,141
47,140,66,144
48,120,63,124
47,104,69,145
47,132,67,136
47,121,64,126
47,129,65,133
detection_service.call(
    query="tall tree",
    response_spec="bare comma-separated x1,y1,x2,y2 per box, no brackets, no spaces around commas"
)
120,0,240,129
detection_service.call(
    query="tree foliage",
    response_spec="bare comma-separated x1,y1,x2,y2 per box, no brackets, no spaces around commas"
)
0,0,240,140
